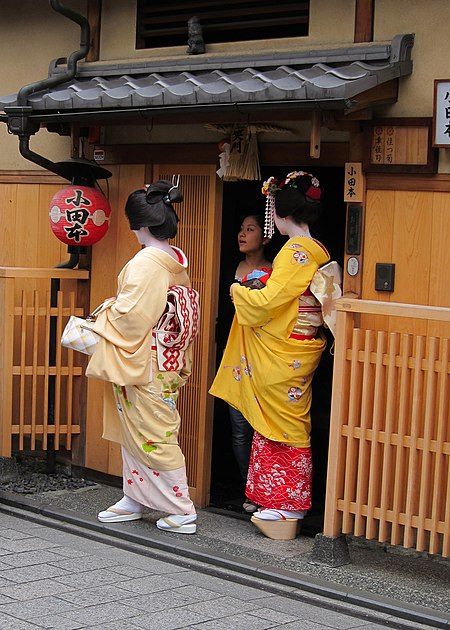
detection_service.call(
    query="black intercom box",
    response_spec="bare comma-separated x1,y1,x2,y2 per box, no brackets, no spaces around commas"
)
375,263,395,292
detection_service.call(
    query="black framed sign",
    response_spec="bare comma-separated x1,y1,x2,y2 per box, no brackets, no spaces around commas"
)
433,80,450,147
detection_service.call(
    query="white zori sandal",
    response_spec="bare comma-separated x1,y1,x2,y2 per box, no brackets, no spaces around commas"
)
156,514,197,534
98,496,143,523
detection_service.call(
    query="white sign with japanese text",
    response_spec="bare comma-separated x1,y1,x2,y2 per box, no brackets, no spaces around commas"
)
433,80,450,147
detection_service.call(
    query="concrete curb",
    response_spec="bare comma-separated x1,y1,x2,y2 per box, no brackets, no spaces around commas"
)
0,491,449,629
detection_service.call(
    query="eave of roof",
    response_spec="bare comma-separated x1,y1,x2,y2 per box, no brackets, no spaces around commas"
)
0,34,414,124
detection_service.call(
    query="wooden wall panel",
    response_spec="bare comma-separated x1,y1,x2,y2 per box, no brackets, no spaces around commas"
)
0,184,17,266
428,192,450,338
364,187,449,337
38,184,68,267
390,192,431,336
0,181,69,269
362,189,395,330
15,186,40,267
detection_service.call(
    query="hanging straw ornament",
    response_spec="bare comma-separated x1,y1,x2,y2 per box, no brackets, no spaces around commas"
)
223,125,245,181
205,123,291,181
240,126,261,181
216,140,231,178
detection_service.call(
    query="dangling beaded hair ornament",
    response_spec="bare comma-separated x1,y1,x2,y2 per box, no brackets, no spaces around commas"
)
261,170,321,238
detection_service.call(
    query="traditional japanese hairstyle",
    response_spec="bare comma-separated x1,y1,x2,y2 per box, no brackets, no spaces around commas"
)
125,175,182,240
261,170,322,237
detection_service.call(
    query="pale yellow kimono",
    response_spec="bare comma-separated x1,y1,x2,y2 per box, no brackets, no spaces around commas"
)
210,236,330,448
86,246,192,472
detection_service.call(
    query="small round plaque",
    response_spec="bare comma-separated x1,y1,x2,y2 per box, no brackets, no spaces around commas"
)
347,256,359,277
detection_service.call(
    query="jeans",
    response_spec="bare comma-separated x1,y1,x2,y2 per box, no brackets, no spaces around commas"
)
229,405,254,483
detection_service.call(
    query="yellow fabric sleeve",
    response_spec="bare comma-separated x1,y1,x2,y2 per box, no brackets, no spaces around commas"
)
93,257,168,350
86,254,169,385
232,242,319,327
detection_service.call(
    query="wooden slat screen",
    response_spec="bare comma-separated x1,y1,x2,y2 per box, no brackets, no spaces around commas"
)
324,298,450,557
136,0,309,48
0,268,89,457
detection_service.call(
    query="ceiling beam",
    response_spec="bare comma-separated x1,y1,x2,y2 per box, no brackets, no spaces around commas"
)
345,80,398,114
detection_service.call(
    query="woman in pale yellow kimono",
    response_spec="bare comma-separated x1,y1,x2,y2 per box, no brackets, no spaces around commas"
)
210,171,329,540
86,180,198,534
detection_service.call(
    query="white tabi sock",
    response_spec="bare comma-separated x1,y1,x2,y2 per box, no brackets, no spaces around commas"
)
165,514,197,524
113,495,143,513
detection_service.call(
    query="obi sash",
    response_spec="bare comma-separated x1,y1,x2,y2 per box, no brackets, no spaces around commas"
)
153,285,200,371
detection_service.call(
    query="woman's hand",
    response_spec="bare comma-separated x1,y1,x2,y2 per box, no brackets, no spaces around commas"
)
229,282,239,303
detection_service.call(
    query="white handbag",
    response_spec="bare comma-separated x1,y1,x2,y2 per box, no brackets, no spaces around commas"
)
61,302,110,355
61,317,101,355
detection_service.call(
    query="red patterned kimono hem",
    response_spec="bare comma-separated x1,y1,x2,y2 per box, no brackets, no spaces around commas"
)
245,432,313,511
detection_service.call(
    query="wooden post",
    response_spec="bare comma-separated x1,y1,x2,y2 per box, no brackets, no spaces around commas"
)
310,110,321,158
354,0,374,43
0,277,15,457
322,305,354,537
87,0,102,63
71,126,81,159
71,278,90,467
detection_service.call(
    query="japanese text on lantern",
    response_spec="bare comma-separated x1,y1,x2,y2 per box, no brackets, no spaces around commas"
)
49,185,111,246
433,80,450,147
65,189,92,242
344,162,363,202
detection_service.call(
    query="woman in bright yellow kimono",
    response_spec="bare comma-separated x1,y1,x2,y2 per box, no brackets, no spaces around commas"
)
86,180,199,534
210,171,330,540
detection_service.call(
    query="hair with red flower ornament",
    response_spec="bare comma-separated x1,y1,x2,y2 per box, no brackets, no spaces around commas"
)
261,170,323,235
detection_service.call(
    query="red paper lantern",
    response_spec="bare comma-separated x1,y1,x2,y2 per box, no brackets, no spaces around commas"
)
49,185,111,246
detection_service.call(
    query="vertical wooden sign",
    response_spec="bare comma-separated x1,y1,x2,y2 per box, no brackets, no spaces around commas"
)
344,162,363,202
343,163,365,297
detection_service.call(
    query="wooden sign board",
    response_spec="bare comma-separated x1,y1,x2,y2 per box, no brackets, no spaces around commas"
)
365,118,437,173
344,162,363,202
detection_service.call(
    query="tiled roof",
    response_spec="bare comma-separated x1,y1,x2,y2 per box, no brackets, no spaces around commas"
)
0,34,413,121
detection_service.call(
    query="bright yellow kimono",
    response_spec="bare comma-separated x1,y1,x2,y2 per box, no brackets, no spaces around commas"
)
210,236,330,448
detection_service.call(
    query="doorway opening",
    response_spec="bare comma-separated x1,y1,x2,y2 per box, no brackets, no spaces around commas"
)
209,166,346,535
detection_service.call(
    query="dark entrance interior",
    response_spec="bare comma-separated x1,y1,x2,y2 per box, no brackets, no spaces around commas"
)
210,166,346,535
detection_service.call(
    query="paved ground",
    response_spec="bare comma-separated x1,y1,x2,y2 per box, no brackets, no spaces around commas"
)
1,482,449,629
0,507,445,630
